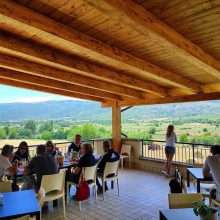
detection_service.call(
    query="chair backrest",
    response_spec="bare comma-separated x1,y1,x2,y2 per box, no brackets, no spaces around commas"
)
41,171,66,194
120,144,131,157
175,167,188,193
83,164,98,181
103,160,119,178
168,193,203,209
37,186,45,207
0,181,12,193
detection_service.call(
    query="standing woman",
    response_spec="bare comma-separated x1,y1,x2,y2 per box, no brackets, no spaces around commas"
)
162,125,177,177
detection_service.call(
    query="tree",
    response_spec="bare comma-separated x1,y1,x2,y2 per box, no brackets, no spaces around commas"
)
19,128,32,139
203,128,208,132
179,133,188,142
0,128,6,139
39,121,53,133
24,120,37,134
41,131,52,140
3,126,9,137
148,127,156,135
8,127,19,139
53,128,67,139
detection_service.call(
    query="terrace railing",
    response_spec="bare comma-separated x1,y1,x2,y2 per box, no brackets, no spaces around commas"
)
2,140,95,157
141,139,212,165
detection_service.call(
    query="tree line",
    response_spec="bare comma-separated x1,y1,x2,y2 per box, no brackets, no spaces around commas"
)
0,120,111,141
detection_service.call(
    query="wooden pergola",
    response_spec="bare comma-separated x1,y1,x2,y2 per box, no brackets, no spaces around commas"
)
0,0,220,152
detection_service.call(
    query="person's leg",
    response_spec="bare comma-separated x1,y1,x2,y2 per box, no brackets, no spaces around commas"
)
163,153,169,173
96,178,102,190
167,153,174,175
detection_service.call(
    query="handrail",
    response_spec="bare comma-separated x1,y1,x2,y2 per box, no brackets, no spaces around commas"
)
142,139,212,147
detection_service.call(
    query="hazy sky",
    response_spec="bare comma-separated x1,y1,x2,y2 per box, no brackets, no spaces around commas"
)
0,85,77,103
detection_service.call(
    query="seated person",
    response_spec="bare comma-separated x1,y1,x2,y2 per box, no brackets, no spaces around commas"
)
46,140,56,156
67,134,81,153
12,141,30,162
66,143,96,184
23,144,58,191
96,139,120,193
0,145,17,181
203,145,220,201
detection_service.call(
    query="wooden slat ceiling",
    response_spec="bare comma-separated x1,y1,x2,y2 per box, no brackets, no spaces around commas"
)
0,0,220,107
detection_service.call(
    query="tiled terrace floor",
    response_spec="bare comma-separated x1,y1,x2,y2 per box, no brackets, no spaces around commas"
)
42,169,170,220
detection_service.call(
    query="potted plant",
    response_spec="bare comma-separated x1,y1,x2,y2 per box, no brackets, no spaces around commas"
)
193,200,218,220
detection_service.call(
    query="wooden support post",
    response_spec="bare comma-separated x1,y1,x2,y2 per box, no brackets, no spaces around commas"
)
112,102,121,153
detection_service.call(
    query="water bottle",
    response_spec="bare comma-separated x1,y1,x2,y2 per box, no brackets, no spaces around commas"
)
0,194,4,206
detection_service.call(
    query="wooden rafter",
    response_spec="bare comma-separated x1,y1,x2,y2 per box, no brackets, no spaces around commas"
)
102,92,220,107
0,0,201,92
86,0,220,79
0,32,168,96
0,53,147,99
0,67,123,101
0,77,106,103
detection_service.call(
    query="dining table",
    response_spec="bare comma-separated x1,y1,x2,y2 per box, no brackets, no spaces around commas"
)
0,190,40,220
159,208,220,220
186,168,213,193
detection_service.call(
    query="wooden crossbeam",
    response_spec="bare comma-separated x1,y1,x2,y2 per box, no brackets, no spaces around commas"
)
0,77,106,103
0,67,123,101
0,0,201,92
0,33,168,96
0,53,146,99
102,92,220,107
87,0,220,79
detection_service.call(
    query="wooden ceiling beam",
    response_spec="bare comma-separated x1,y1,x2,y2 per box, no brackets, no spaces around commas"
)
0,77,106,103
87,0,220,79
0,67,123,101
0,53,146,99
102,92,220,108
0,0,201,92
0,33,168,96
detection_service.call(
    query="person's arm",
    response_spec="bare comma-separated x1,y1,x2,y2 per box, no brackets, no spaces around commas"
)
24,158,34,176
72,167,81,175
203,157,211,177
2,158,16,174
67,143,73,154
175,133,177,142
7,166,17,174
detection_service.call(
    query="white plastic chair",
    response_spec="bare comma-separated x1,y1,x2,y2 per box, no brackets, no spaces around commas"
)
168,193,203,209
120,144,131,168
175,167,213,205
41,171,66,219
18,187,45,220
67,164,98,211
0,181,12,193
97,160,120,199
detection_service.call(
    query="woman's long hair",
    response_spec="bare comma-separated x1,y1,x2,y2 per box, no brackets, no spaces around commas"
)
17,141,29,157
45,140,55,153
166,125,174,138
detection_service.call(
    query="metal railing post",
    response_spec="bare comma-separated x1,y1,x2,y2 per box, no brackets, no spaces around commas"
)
192,144,195,165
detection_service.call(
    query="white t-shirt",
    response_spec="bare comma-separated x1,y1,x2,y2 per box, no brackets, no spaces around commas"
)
165,132,177,148
0,154,12,179
203,154,220,201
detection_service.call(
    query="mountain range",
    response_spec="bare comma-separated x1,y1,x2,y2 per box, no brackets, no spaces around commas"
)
0,100,220,122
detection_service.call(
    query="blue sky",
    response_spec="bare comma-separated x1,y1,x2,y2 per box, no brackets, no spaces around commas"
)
0,85,76,103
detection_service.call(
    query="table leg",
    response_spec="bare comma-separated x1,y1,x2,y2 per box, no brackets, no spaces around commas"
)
111,181,114,189
187,170,190,187
36,212,40,220
159,211,166,220
197,180,200,193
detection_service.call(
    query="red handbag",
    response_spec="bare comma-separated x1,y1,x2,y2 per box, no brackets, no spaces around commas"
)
75,169,90,201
